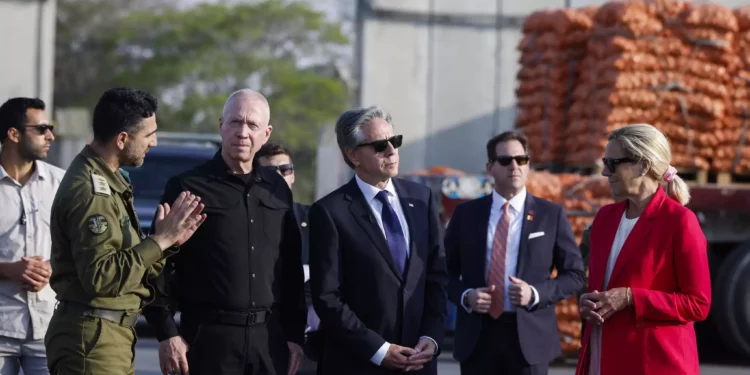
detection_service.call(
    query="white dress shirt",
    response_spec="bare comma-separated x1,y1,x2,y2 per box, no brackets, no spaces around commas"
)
0,160,65,340
354,175,438,366
461,188,540,313
589,212,638,375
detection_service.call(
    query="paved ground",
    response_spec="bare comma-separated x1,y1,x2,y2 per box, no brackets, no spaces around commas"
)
134,338,750,375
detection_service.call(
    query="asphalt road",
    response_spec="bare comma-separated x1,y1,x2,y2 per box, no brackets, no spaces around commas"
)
134,338,749,375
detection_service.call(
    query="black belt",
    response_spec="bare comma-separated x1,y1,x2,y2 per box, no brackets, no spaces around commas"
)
194,309,270,327
56,301,139,328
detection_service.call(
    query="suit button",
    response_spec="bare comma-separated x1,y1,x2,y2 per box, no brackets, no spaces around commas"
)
251,246,255,250
250,219,254,223
252,302,256,307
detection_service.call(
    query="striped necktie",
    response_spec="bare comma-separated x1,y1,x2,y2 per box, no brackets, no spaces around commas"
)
488,202,510,319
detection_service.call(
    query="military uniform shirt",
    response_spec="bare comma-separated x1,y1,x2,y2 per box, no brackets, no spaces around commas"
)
143,150,305,345
49,145,175,312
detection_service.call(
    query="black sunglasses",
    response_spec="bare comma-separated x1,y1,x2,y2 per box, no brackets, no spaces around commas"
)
602,157,637,173
22,124,54,135
357,135,403,153
491,155,530,166
263,164,294,176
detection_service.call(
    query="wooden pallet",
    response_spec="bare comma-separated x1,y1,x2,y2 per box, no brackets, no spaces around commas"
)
678,169,750,186
676,169,708,185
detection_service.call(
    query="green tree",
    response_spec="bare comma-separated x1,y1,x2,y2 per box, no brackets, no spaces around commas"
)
55,0,350,203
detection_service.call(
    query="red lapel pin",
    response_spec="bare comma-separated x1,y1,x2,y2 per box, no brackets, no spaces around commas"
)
526,210,534,221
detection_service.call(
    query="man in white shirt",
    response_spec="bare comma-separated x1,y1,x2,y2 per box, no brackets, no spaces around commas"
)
445,131,585,375
0,97,65,375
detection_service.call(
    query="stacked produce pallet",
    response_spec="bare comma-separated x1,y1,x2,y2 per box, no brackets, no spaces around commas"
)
664,4,738,171
516,8,596,165
565,0,741,171
713,7,750,173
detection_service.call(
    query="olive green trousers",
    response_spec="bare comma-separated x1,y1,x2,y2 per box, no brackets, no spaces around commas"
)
44,310,137,375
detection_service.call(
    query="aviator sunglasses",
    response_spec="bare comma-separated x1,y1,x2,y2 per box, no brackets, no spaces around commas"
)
22,124,55,135
357,135,403,153
602,157,637,173
491,155,530,166
263,164,294,176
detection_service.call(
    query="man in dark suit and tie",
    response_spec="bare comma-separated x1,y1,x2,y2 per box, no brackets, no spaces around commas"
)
309,106,448,375
445,131,586,375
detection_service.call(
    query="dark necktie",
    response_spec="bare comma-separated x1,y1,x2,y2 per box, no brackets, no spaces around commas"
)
375,190,408,275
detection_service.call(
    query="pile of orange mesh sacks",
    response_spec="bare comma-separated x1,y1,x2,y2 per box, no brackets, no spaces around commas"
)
516,8,596,164
713,7,750,172
565,0,743,170
665,4,740,172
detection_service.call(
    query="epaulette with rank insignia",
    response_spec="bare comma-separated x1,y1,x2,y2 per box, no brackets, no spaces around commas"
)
91,172,111,196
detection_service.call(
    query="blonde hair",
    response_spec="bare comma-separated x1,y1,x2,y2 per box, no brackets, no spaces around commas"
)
608,123,691,205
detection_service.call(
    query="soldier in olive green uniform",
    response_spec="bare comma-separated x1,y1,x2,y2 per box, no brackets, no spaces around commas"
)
44,88,205,375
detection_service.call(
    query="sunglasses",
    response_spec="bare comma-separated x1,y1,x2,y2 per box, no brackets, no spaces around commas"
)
23,124,55,135
263,164,294,176
491,155,530,166
602,157,637,173
357,135,403,153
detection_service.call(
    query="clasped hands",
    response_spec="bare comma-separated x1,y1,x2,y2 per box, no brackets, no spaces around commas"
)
579,287,631,325
467,276,533,313
382,338,436,372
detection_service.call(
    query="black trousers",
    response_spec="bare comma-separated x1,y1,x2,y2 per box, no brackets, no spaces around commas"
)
460,313,549,375
181,311,290,375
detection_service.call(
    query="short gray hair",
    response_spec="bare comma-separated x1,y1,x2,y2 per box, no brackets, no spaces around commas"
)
335,106,393,169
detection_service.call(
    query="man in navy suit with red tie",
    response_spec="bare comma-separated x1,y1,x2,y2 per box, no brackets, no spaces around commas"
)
309,106,448,375
445,131,585,375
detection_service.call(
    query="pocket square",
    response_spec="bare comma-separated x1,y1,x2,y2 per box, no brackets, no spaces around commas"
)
529,231,545,239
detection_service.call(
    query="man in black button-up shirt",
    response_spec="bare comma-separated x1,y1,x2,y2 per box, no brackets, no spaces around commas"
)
143,89,305,375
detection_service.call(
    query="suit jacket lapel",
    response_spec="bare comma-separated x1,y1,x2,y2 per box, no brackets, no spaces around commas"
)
345,178,403,281
607,188,665,287
477,195,493,281
516,194,537,280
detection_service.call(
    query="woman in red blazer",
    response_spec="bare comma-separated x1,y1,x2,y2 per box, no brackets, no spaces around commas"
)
575,124,711,375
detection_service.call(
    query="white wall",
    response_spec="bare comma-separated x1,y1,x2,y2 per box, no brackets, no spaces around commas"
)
356,0,567,178
0,0,57,108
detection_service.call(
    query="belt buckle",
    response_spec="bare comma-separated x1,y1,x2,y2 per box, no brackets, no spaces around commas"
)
246,312,258,326
119,312,128,326
123,312,138,327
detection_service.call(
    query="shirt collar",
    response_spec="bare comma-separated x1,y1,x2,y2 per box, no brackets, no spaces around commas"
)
210,149,265,182
33,160,48,180
0,160,47,183
355,174,397,203
492,187,527,213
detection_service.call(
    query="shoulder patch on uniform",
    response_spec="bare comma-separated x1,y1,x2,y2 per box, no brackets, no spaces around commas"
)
87,215,109,235
91,173,111,196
